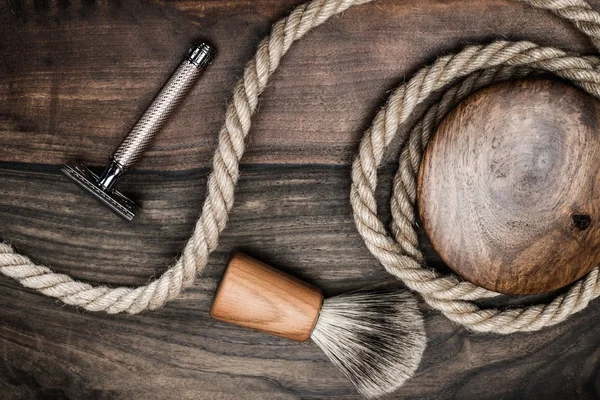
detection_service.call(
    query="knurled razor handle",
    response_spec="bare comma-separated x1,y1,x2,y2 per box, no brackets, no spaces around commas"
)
61,42,215,221
111,43,215,169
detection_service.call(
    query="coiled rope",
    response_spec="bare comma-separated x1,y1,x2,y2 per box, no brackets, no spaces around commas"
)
2,0,600,333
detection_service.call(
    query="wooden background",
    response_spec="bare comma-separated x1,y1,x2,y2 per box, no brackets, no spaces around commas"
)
1,0,600,399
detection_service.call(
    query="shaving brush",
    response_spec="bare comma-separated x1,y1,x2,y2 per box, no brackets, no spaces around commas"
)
210,253,426,398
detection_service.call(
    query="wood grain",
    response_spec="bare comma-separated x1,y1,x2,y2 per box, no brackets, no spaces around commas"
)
2,0,600,399
418,79,600,295
211,253,323,342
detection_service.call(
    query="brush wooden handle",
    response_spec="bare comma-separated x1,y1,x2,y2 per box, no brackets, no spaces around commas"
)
210,253,324,342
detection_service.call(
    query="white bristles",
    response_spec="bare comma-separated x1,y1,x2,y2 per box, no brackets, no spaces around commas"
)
310,287,426,398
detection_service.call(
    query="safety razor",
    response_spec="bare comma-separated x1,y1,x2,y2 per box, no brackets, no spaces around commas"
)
62,42,215,221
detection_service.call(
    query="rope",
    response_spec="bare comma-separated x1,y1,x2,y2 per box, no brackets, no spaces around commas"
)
2,0,600,333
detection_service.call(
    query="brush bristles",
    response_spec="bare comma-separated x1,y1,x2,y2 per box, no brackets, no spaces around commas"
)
310,286,426,398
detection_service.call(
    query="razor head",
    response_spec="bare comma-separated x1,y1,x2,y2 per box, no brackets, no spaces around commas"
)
62,161,137,221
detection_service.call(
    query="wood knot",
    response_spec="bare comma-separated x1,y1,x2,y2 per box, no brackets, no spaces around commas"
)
572,214,591,231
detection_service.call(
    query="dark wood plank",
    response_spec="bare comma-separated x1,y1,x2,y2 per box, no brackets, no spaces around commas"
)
2,0,600,399
2,164,600,400
1,0,599,170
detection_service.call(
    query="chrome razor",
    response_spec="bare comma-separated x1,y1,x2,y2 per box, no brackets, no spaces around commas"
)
62,42,215,221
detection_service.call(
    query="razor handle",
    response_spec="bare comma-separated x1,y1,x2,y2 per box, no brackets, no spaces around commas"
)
62,42,215,221
98,43,215,191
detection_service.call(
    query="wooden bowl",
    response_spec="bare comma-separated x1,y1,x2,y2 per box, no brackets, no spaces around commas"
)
418,79,600,295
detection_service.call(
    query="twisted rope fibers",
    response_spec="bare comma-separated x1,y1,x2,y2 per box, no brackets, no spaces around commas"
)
2,0,600,333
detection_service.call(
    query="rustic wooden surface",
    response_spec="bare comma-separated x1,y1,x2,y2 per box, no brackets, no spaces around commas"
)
419,79,600,295
2,0,600,399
